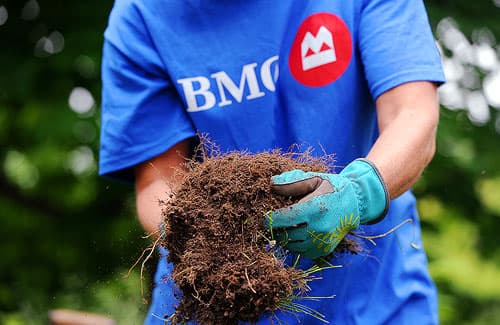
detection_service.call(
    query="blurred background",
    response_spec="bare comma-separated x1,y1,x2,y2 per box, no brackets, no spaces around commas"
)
0,0,499,324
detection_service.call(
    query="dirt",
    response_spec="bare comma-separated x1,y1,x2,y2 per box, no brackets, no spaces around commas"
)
160,148,360,324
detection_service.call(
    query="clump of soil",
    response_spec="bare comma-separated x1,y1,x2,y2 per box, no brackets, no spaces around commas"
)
160,149,360,324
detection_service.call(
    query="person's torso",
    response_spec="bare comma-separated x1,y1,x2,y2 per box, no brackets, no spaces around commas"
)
139,0,376,171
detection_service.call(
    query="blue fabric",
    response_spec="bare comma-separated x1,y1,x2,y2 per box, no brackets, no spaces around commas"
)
100,0,445,324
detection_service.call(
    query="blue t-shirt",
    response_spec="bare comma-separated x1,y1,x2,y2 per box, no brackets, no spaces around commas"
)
100,1,445,324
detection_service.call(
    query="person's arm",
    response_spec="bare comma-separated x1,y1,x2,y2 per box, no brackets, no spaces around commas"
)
366,81,440,199
268,81,440,259
134,139,192,236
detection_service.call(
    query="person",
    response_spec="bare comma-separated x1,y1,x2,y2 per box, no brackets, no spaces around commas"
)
99,0,445,324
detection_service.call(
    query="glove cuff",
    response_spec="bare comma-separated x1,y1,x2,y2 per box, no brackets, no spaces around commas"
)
341,159,390,224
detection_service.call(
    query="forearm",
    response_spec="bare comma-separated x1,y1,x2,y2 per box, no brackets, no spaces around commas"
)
136,178,174,235
134,139,192,236
366,82,440,199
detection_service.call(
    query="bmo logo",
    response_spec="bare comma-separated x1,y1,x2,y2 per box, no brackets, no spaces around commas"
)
302,26,336,71
289,13,352,87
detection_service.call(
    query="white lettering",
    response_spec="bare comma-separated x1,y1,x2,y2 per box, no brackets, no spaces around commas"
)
211,63,265,107
177,76,216,112
177,55,280,112
260,55,279,92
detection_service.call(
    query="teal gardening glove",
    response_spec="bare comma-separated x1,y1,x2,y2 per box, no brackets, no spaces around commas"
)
267,159,390,259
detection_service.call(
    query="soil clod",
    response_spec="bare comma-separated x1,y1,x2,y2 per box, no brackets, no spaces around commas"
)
161,149,359,324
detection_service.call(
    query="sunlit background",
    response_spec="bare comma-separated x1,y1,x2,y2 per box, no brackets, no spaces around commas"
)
1,1,499,324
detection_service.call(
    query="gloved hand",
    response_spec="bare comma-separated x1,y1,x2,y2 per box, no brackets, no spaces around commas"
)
266,159,389,259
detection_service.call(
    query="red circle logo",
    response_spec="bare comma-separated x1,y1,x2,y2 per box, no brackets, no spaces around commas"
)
289,13,353,87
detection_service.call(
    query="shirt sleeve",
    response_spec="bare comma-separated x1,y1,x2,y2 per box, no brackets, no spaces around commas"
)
99,1,195,182
359,0,446,100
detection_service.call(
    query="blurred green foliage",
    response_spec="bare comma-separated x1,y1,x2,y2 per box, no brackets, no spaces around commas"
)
0,1,149,323
0,0,499,324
